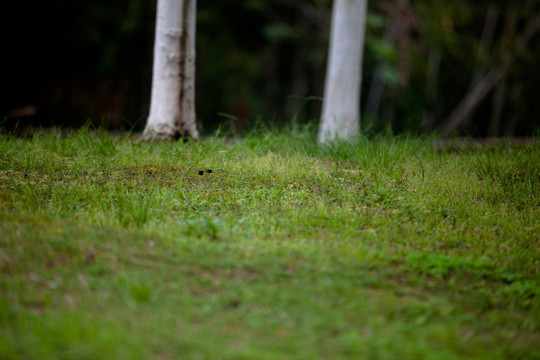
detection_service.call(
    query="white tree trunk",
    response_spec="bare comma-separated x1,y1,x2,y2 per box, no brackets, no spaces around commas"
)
318,0,367,144
143,0,199,140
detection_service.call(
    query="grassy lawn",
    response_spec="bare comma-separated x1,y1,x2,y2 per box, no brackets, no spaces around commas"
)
0,128,539,359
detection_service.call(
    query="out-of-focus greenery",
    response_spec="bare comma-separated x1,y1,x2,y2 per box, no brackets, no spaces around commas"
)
1,0,539,136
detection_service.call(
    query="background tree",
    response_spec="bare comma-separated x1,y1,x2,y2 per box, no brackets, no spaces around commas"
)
439,10,540,136
1,0,539,137
143,0,198,140
318,0,368,143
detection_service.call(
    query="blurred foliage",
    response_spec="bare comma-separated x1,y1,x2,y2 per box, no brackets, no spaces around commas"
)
1,0,539,136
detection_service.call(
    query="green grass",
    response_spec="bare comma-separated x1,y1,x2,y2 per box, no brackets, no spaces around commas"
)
1,128,539,359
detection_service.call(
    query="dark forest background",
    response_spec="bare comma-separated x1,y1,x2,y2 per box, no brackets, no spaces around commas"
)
1,0,539,137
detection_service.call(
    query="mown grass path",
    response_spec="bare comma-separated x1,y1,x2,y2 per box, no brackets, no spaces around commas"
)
1,130,539,359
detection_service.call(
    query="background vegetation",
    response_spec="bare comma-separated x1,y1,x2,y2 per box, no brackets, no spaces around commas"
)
1,0,540,136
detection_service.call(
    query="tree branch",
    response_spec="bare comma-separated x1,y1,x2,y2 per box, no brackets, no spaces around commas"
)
439,14,540,136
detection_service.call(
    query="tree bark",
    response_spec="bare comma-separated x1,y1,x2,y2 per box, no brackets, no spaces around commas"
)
365,20,398,121
421,46,441,132
470,4,499,86
318,0,367,144
488,66,506,137
143,0,199,141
